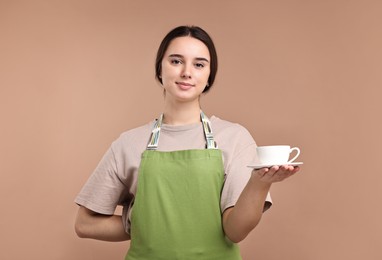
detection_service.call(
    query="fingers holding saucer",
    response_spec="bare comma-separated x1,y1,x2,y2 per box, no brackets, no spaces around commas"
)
252,165,300,182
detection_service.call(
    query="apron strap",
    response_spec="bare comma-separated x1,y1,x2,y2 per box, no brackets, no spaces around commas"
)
146,111,218,150
200,111,218,149
147,114,163,150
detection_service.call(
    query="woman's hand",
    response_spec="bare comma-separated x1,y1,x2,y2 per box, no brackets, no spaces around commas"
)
252,165,300,183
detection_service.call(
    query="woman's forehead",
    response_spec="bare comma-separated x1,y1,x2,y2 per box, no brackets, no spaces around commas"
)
165,36,210,59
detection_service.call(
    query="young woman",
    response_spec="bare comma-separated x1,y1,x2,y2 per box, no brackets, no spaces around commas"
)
75,25,300,259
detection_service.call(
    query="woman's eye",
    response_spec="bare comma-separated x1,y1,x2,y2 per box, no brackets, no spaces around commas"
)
171,59,182,65
195,63,205,68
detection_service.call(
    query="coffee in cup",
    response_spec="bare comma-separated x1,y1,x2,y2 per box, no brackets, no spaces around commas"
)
256,145,300,165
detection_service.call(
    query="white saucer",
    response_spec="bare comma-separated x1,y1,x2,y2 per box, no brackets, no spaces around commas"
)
248,162,303,170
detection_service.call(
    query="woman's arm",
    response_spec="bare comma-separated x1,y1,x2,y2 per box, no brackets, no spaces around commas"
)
75,206,130,241
222,165,300,243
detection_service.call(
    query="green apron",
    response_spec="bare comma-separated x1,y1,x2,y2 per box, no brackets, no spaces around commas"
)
125,112,241,260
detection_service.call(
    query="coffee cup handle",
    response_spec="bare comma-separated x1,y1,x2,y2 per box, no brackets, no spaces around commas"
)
287,147,300,163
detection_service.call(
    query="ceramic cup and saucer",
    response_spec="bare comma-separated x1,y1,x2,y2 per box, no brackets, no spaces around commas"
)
248,145,303,170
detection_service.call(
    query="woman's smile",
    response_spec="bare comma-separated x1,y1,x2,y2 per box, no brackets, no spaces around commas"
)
176,81,195,90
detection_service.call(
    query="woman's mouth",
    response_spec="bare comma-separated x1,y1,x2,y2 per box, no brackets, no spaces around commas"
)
176,81,194,90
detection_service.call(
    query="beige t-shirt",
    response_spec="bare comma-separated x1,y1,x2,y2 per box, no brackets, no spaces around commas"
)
75,115,272,233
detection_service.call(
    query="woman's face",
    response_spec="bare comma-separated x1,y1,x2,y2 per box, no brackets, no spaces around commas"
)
160,36,211,104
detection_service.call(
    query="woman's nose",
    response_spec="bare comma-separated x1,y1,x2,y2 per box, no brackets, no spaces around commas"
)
181,73,191,79
181,64,192,78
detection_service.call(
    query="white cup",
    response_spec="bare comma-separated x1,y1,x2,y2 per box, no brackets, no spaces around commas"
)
256,145,300,165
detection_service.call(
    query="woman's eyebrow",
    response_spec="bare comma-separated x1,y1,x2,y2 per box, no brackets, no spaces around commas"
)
195,57,210,63
168,54,209,63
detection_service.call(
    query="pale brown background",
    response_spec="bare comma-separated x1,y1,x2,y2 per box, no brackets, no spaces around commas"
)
1,0,381,259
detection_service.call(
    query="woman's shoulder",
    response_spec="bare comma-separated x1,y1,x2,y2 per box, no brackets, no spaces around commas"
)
119,120,154,138
210,115,256,145
110,120,155,152
210,115,250,134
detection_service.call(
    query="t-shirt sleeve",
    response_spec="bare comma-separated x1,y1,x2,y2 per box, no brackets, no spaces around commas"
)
74,145,127,215
220,127,272,213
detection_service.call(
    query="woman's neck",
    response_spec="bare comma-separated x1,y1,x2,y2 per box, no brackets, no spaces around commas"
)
163,100,202,126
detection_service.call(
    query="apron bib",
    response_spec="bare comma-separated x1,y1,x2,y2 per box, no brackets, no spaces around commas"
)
126,112,241,260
